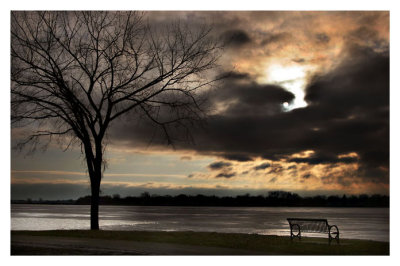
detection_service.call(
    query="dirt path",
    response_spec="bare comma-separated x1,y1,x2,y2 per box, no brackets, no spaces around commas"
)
11,235,267,255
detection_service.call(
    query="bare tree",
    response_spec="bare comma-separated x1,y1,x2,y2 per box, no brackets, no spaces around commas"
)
11,11,221,230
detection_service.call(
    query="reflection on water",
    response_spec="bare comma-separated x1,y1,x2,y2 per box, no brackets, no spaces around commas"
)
11,204,389,242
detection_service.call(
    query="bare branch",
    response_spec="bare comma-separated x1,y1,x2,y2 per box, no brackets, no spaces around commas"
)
11,10,221,179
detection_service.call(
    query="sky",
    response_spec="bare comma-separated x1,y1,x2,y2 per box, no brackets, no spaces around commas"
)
10,11,390,200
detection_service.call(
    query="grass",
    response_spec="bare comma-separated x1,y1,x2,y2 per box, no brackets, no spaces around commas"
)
11,230,389,255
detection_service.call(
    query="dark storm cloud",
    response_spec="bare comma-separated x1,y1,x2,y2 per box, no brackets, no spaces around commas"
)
109,42,388,184
109,70,294,143
253,163,271,171
288,155,358,165
305,45,389,110
302,45,389,180
220,71,251,80
208,161,232,170
190,45,387,183
209,71,295,117
222,29,252,47
223,84,293,108
222,153,253,162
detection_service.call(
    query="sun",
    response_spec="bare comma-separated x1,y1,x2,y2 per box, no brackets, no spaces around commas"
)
261,63,312,110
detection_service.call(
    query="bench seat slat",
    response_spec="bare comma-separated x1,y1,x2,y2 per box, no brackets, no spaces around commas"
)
288,218,329,232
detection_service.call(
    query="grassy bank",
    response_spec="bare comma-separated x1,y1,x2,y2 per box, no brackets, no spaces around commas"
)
11,230,389,255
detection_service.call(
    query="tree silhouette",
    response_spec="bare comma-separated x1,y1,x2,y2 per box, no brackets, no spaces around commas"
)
11,11,221,230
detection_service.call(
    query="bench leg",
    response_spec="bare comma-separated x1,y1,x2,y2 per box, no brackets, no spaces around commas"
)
328,225,340,244
290,224,301,240
329,235,340,244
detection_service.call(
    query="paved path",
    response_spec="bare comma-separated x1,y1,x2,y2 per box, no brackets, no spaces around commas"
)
11,235,267,255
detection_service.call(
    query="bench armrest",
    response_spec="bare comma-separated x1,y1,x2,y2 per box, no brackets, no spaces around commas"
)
328,225,340,239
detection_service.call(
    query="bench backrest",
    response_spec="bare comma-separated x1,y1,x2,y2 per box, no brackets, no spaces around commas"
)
287,218,329,233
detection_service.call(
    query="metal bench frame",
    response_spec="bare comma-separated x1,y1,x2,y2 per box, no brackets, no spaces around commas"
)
287,218,339,242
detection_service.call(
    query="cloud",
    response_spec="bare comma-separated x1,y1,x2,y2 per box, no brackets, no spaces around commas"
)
208,71,295,117
268,165,284,174
221,153,253,162
303,45,389,174
222,29,252,47
187,45,387,184
353,26,377,38
253,163,271,171
315,33,330,44
208,161,232,170
261,32,292,46
305,46,389,112
215,172,236,178
288,155,358,165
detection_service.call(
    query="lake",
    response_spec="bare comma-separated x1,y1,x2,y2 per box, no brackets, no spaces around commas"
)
11,204,389,242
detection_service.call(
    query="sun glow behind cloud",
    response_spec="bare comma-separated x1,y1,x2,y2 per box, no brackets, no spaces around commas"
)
260,63,314,110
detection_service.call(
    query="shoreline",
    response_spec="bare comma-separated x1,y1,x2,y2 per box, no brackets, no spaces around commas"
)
11,230,389,255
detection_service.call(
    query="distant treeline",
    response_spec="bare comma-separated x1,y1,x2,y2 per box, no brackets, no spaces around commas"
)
12,191,389,207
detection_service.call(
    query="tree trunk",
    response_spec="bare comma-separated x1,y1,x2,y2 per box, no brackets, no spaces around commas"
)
90,178,100,230
84,138,103,230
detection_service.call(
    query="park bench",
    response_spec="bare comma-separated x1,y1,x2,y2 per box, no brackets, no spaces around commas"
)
287,218,339,241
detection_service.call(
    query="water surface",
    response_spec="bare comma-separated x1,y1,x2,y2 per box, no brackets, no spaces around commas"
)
11,204,389,242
